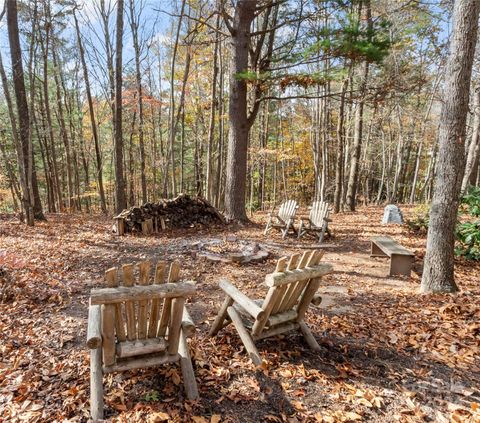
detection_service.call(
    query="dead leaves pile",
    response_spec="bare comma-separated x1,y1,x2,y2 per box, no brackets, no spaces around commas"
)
0,209,479,422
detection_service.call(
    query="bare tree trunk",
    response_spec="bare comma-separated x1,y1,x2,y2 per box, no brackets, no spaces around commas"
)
461,84,480,192
166,0,187,197
334,79,348,213
206,16,220,203
114,0,127,213
74,9,107,213
51,43,75,211
128,0,147,203
421,0,479,293
6,0,35,225
346,53,370,210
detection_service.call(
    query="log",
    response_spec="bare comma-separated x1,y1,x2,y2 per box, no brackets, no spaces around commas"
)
113,194,225,234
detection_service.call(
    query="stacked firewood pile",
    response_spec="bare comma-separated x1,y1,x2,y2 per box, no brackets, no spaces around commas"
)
115,194,225,233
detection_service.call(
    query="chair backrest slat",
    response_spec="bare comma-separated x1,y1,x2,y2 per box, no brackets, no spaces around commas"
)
137,260,152,339
278,200,297,222
148,261,166,338
310,201,330,227
96,260,192,367
274,253,301,313
122,264,137,341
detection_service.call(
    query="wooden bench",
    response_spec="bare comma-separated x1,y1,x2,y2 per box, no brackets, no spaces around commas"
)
370,236,414,277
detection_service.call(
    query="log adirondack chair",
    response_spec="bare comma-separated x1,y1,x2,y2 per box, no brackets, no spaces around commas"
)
264,200,299,239
209,250,332,365
86,260,198,421
297,201,332,243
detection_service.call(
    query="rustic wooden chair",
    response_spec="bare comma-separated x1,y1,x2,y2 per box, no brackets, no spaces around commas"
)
209,250,332,365
264,200,299,239
297,201,332,243
86,260,198,421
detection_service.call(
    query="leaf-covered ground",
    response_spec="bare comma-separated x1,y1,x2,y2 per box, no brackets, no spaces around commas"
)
0,206,479,422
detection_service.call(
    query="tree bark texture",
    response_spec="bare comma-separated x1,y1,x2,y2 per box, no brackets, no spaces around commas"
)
421,0,480,293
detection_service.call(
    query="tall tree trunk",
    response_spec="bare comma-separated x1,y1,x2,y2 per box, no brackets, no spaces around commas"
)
461,84,480,192
166,0,187,197
223,0,257,221
421,0,480,293
346,60,369,210
51,43,75,211
114,0,127,213
6,0,35,225
206,16,220,203
73,9,107,213
129,0,147,203
333,79,348,213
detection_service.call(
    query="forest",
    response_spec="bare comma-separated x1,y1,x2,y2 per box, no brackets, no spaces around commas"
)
0,0,479,422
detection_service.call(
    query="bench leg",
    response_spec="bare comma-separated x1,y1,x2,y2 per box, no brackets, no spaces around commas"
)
389,254,413,277
371,242,388,257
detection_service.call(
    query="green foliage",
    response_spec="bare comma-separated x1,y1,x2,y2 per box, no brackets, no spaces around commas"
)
406,204,430,234
305,12,392,64
455,187,480,260
455,221,480,260
460,186,480,217
144,390,160,402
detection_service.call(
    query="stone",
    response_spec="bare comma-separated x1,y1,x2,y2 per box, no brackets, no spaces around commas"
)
382,204,404,224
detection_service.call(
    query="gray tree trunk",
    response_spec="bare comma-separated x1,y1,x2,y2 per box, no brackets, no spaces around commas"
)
461,84,480,192
114,0,127,214
421,0,480,293
6,0,35,225
223,0,257,221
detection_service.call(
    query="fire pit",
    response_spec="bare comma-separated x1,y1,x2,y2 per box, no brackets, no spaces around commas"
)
194,236,269,264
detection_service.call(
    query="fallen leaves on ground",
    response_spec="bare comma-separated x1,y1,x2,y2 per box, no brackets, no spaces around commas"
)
0,206,479,422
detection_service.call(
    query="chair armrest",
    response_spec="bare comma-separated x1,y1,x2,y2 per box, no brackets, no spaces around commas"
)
219,278,265,320
87,304,102,349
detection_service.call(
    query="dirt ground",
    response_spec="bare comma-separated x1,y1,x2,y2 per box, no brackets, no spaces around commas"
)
0,205,479,422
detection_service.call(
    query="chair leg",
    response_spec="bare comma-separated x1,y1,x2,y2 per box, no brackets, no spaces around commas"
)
264,217,272,235
209,296,234,336
179,329,199,400
90,347,104,421
319,222,329,243
227,306,262,366
299,321,321,351
297,221,304,239
282,220,292,239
